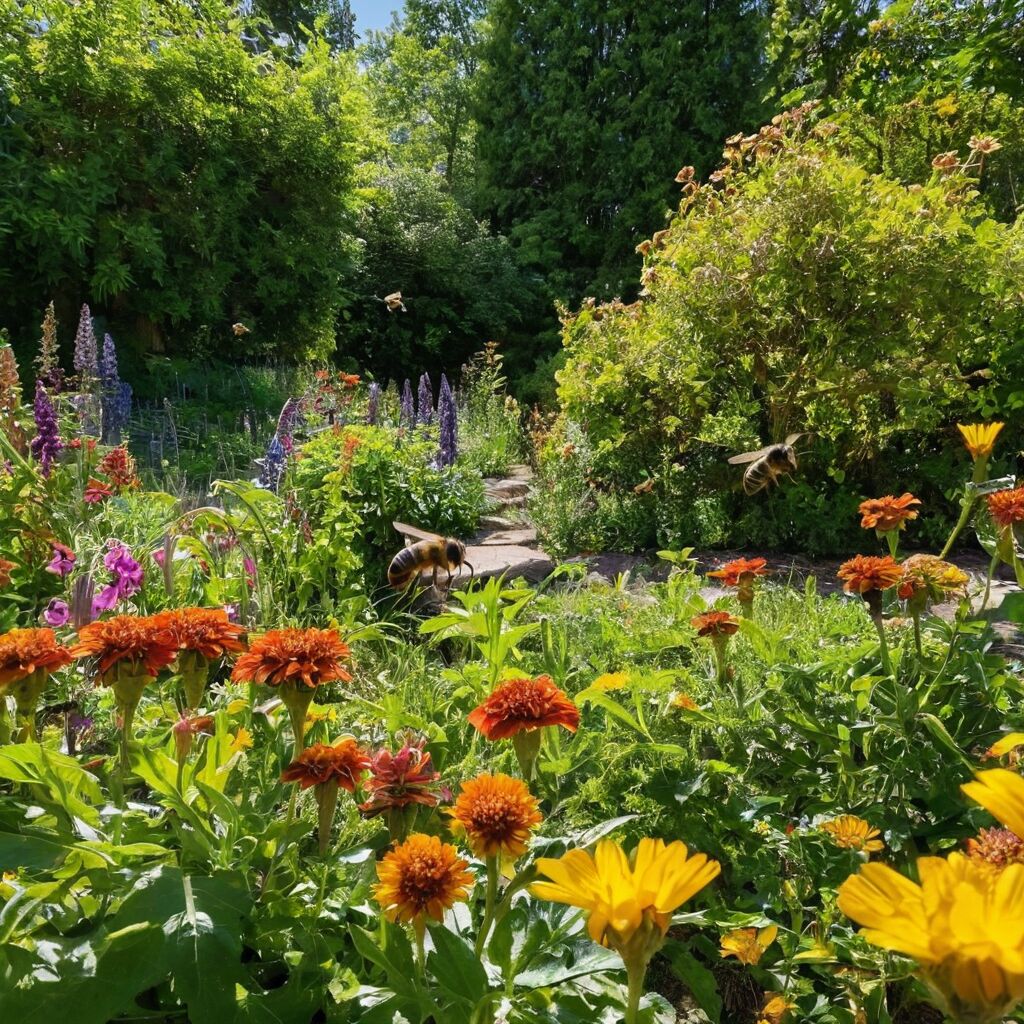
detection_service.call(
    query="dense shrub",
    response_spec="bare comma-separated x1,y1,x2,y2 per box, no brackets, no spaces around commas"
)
0,0,363,361
535,113,1024,555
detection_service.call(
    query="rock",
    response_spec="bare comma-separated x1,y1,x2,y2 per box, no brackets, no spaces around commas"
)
484,478,531,500
472,527,538,548
507,464,534,480
479,515,519,529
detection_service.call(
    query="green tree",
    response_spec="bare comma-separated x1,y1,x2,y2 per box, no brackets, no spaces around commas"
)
474,1,769,302
0,0,366,361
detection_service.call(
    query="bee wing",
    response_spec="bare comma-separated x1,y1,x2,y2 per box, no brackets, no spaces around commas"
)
784,432,809,446
392,521,442,544
728,447,771,465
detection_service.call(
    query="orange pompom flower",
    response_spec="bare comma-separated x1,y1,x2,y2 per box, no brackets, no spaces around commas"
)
373,833,474,939
0,628,73,741
691,611,741,638
858,493,921,533
152,607,247,707
837,555,902,596
988,487,1024,530
231,627,352,757
282,737,371,853
706,557,768,587
72,614,180,758
448,772,542,862
691,612,741,686
468,675,579,781
359,734,441,840
707,558,768,617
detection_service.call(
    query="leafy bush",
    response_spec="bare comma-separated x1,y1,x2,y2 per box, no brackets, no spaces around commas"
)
0,0,363,360
537,113,1024,555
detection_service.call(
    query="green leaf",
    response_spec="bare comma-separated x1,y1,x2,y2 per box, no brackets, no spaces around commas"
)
662,940,722,1023
427,924,489,1003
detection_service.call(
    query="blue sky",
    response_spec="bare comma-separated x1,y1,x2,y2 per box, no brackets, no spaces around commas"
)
351,0,403,36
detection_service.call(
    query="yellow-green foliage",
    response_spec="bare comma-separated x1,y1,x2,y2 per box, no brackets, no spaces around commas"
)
542,112,1024,555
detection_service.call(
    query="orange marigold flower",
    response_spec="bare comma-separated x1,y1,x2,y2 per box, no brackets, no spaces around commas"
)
988,487,1024,529
83,477,114,504
858,493,921,532
151,607,247,659
281,737,370,791
373,833,474,925
837,555,902,594
71,615,178,678
230,627,352,689
0,628,73,686
965,827,1024,870
98,446,140,491
673,693,699,711
691,611,740,637
448,773,542,860
467,675,580,740
706,557,768,586
821,815,885,853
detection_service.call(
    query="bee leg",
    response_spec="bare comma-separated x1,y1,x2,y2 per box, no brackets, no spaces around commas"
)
464,561,475,585
431,566,438,590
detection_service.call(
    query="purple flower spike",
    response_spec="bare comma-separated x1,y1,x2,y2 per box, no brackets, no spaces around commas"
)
437,374,457,468
30,381,62,477
366,382,381,426
416,373,433,425
400,379,414,430
73,304,98,379
44,599,70,627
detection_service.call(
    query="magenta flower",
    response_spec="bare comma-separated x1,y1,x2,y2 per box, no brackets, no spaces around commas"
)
46,543,76,577
43,599,70,627
244,557,257,588
152,548,166,567
103,541,143,598
91,584,120,616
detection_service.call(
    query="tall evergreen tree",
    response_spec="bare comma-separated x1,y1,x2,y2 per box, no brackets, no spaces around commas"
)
475,1,769,300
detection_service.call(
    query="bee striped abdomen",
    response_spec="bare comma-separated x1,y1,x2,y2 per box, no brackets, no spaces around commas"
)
388,542,428,589
742,459,773,495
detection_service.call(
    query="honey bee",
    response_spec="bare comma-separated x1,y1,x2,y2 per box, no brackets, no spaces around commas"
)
728,433,807,495
388,522,474,590
382,291,407,313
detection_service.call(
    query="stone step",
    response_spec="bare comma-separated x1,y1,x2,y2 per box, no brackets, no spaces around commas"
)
471,526,538,548
507,464,534,480
484,478,531,500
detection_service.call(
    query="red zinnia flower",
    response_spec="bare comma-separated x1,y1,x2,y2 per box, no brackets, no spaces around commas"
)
84,478,114,504
468,675,580,740
359,735,441,818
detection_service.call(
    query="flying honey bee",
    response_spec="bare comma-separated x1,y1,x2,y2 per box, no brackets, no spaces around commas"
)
387,521,474,591
728,433,808,495
382,291,407,313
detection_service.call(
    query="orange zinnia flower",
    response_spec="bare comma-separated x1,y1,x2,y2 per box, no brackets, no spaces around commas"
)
468,675,580,740
359,735,441,819
151,607,247,659
691,611,740,637
897,554,969,604
71,614,179,679
231,627,352,689
448,773,542,860
706,557,768,587
0,628,73,686
837,555,902,594
988,487,1024,529
373,833,474,926
281,738,370,792
858,493,921,532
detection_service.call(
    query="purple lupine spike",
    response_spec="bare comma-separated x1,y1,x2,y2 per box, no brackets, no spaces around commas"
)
277,397,303,442
99,333,124,442
437,374,457,468
400,379,414,430
99,333,119,387
30,381,61,477
73,304,98,379
366,382,381,426
416,373,433,425
258,434,286,492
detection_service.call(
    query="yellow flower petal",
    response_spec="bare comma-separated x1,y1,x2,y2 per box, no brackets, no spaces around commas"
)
962,769,1024,840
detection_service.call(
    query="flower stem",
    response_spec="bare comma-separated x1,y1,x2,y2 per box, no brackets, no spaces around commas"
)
978,547,1000,614
940,463,986,558
475,856,500,956
624,958,647,1024
872,615,894,678
912,611,922,659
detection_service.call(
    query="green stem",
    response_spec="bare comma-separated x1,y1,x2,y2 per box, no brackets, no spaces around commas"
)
475,856,500,956
912,611,922,659
624,958,648,1024
872,616,894,678
978,547,1000,614
940,463,986,559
